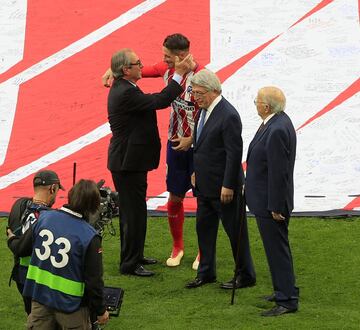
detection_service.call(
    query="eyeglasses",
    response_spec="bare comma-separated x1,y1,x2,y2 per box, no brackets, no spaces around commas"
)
129,60,142,67
190,90,209,97
253,99,268,106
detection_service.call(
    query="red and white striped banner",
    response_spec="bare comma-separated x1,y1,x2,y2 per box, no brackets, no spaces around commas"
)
0,0,359,214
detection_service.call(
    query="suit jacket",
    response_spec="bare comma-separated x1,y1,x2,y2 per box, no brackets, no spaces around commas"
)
245,112,296,217
193,97,244,199
107,78,183,172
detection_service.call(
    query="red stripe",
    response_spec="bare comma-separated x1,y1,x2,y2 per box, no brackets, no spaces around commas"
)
242,162,247,172
171,111,179,139
289,0,334,28
181,110,190,137
0,0,144,83
297,77,360,130
0,0,210,212
343,196,360,210
216,0,334,84
216,36,279,83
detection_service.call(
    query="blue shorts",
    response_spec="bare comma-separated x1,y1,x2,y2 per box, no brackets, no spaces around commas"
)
166,140,194,196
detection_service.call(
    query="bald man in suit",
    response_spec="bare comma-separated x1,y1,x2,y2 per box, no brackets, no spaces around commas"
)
246,86,299,316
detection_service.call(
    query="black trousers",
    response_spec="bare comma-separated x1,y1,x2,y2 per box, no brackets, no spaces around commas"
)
11,264,31,315
256,215,299,309
111,170,148,273
15,280,31,315
196,193,256,282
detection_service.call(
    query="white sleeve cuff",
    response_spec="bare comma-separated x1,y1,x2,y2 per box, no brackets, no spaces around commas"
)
172,73,183,84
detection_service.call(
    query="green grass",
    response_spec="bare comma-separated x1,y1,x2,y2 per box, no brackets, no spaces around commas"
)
1,216,360,329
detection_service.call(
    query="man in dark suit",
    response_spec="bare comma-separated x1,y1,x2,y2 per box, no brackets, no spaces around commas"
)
185,69,256,289
246,86,299,316
107,48,191,277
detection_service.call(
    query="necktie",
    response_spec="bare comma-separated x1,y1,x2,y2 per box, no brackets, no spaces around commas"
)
196,109,206,142
257,122,265,133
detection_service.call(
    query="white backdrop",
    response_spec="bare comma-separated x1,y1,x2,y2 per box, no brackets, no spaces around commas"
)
209,0,360,211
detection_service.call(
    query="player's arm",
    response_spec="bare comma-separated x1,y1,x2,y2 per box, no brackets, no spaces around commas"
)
102,62,167,87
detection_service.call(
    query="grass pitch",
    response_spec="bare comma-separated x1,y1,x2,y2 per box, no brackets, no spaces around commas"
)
1,216,359,329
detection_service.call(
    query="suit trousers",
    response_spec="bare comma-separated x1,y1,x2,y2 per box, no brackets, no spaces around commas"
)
196,193,256,281
111,170,148,273
255,215,299,309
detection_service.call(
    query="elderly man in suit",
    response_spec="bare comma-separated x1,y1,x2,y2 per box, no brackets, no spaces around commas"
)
184,69,256,289
107,48,191,277
246,86,299,316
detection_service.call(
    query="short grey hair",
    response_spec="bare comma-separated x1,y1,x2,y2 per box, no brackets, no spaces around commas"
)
111,48,133,79
260,86,286,113
190,69,222,93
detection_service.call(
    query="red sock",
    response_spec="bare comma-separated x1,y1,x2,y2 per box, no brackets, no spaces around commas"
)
167,200,184,257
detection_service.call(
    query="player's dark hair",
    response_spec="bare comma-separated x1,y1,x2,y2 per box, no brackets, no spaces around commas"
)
163,33,190,52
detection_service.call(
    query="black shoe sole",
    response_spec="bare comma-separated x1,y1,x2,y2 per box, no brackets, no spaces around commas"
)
220,281,256,290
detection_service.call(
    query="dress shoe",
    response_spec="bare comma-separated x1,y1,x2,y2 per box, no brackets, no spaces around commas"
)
262,293,276,302
122,265,154,277
185,277,216,289
261,305,297,317
220,277,256,289
140,257,158,265
192,253,200,270
166,250,184,267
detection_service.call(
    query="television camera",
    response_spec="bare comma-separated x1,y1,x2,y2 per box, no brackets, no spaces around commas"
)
89,180,119,237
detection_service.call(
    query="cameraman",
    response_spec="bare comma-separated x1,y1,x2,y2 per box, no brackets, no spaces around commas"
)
7,169,64,315
8,179,109,329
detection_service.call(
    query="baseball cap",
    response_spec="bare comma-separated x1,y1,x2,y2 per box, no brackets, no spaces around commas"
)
33,170,65,190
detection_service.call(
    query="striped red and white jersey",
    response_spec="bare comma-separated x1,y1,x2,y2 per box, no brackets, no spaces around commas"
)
142,62,203,139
